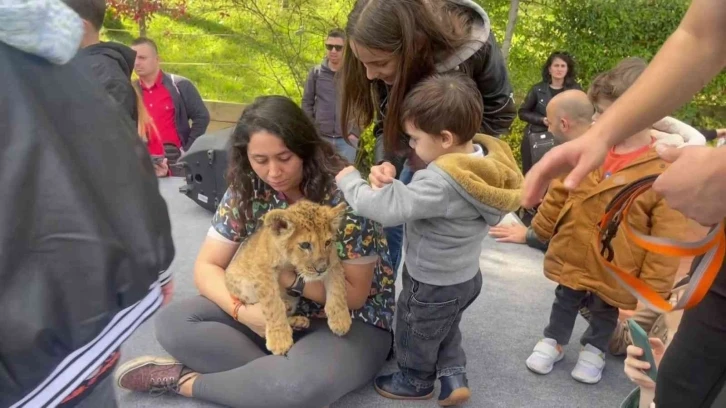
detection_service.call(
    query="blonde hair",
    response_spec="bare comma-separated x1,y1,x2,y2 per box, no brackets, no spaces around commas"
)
133,84,157,141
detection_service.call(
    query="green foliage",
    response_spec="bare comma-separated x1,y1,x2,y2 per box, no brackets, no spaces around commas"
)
502,119,525,170
106,0,725,169
536,0,725,128
355,124,376,177
104,0,353,103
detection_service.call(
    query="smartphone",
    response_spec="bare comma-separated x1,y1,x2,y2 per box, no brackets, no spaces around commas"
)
627,319,658,382
150,155,166,165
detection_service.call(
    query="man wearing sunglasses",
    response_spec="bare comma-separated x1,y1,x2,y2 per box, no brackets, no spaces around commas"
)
302,28,359,163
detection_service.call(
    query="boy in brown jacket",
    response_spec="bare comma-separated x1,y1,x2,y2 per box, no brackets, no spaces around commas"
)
525,57,687,384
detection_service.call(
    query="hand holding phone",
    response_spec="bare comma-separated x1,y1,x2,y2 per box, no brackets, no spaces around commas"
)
151,155,166,165
626,319,659,382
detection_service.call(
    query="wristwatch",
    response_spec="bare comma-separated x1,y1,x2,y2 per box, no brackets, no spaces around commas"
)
286,275,306,298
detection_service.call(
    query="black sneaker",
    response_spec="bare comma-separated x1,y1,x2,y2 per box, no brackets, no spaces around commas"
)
373,372,434,400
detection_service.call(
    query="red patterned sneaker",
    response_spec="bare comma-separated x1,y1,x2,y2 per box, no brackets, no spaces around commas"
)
115,356,194,395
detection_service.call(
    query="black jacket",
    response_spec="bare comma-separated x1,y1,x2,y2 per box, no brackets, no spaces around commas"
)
518,81,582,134
0,43,174,407
138,73,211,150
72,41,138,124
375,29,516,171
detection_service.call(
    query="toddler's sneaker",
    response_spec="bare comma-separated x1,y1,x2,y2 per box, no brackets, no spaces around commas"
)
571,344,605,384
526,338,564,375
438,373,470,406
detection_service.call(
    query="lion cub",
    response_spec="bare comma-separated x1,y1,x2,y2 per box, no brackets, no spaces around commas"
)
225,200,352,355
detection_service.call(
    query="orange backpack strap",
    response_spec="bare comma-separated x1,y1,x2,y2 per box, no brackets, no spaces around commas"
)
598,175,726,313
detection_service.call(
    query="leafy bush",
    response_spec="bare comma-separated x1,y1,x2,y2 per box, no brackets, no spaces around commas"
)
538,0,725,128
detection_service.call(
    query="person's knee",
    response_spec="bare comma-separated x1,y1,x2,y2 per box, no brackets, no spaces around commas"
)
272,377,332,408
154,300,196,352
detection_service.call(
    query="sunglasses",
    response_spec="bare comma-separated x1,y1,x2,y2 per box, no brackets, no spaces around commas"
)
325,44,343,52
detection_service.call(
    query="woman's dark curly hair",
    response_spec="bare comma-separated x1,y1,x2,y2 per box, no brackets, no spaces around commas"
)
541,51,578,87
227,95,347,204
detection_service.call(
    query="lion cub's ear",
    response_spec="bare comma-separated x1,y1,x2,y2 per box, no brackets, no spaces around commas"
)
328,203,347,232
264,209,295,236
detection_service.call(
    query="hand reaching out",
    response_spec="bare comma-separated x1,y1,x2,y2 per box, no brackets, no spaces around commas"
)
489,223,528,244
522,131,610,208
335,166,358,184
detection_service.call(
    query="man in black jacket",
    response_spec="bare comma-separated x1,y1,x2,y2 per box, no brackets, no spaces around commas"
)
64,0,138,124
0,1,174,406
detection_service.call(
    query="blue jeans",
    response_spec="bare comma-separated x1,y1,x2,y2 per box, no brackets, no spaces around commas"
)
396,267,483,389
323,136,357,164
383,160,413,272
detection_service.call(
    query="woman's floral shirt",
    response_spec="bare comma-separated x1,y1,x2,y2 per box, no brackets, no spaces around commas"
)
211,177,396,331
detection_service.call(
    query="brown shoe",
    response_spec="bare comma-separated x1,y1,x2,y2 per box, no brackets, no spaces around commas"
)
115,356,192,395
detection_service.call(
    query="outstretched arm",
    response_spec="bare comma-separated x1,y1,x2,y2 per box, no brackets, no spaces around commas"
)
336,167,449,227
522,0,726,207
594,0,726,148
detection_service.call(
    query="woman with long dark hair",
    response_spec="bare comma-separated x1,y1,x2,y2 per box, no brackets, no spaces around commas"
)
339,0,517,270
518,51,582,174
115,96,396,408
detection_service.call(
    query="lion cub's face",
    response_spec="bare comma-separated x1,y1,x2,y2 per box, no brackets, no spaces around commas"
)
264,201,347,281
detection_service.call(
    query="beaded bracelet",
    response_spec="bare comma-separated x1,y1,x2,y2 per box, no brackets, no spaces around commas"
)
231,297,244,321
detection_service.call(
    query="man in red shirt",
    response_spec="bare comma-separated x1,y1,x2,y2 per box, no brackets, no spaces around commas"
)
131,37,210,156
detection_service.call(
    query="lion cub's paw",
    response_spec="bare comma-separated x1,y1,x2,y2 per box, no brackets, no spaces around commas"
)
288,316,310,330
326,307,352,336
266,325,294,356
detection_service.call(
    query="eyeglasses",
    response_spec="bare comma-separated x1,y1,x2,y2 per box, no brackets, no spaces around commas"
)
325,44,343,52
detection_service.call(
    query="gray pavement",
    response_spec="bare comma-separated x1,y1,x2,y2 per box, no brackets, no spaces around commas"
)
116,177,634,408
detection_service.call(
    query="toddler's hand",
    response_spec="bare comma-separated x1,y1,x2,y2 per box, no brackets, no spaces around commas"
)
336,166,357,183
369,162,396,189
489,223,527,244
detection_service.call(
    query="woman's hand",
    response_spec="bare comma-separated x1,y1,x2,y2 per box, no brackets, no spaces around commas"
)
369,162,396,189
237,303,267,338
335,166,358,184
154,158,169,178
278,267,297,289
489,223,527,244
623,338,667,389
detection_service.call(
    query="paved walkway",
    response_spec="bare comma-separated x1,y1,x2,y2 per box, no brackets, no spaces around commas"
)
116,178,634,408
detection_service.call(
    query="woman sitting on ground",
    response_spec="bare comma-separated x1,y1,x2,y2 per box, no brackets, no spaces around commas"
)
114,95,396,408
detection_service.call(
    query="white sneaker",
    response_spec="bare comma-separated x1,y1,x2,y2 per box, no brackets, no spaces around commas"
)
526,338,564,375
571,344,605,384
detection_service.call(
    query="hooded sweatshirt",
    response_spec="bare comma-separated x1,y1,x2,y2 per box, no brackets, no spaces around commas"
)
435,0,490,73
0,0,83,65
338,135,523,285
435,0,515,134
72,41,139,124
